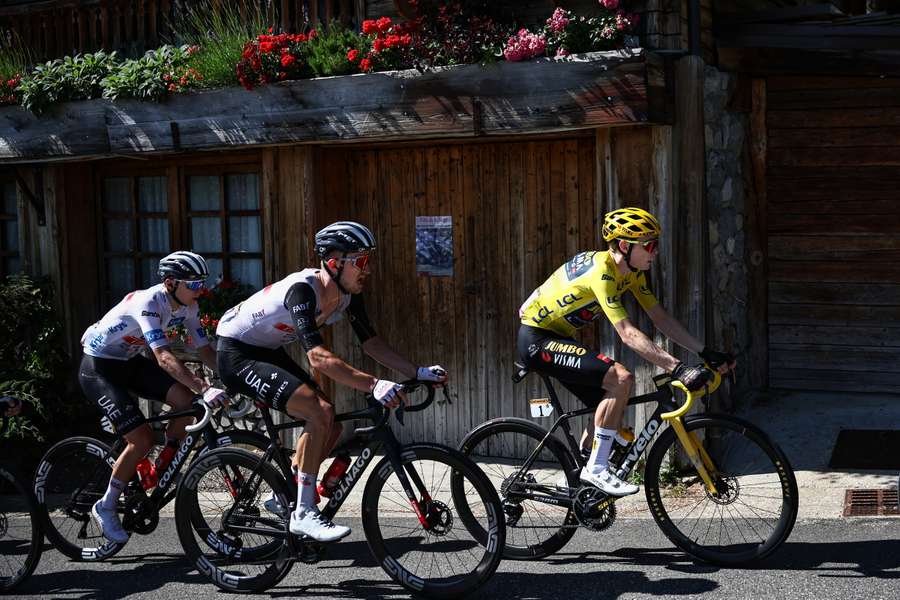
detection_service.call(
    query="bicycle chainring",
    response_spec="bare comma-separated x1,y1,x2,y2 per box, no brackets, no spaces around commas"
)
573,486,617,532
122,493,158,535
424,500,453,536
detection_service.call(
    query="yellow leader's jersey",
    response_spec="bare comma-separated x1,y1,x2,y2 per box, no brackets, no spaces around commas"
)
519,250,659,337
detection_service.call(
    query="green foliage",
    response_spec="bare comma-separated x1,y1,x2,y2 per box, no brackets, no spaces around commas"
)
0,32,30,104
169,0,272,88
0,275,71,444
101,45,199,101
18,51,117,114
305,22,370,78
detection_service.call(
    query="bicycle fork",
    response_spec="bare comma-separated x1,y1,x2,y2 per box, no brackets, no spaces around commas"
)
663,417,720,495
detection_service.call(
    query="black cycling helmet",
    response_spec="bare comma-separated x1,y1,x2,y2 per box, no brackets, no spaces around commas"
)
314,221,376,258
158,251,209,281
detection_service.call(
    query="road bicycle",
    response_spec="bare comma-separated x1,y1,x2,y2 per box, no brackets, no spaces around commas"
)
175,382,505,598
0,395,44,592
459,365,798,566
34,396,277,562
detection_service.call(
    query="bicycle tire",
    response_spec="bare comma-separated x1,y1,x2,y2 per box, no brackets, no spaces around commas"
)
175,447,294,593
458,418,579,560
0,466,43,592
644,414,798,566
362,443,505,599
34,437,127,562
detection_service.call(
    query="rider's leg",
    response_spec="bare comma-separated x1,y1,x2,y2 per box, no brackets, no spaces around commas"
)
161,382,194,443
586,363,632,473
285,386,335,511
109,424,154,485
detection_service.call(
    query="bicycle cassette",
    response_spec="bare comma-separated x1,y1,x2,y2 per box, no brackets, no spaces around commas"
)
573,486,617,532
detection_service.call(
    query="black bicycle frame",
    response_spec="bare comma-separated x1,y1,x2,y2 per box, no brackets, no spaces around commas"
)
509,374,680,507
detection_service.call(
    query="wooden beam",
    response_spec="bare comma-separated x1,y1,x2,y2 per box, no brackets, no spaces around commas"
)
717,23,900,50
718,47,900,76
0,50,668,162
716,4,845,25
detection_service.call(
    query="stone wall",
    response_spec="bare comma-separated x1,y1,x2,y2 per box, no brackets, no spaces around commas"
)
703,65,751,407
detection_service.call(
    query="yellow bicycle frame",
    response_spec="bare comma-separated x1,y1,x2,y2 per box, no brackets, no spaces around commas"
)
664,369,723,494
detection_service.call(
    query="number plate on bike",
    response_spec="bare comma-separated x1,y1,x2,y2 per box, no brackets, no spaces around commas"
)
529,398,553,418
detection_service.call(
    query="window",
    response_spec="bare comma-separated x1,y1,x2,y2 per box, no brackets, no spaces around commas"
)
0,180,21,277
101,175,171,303
186,170,264,289
99,165,264,305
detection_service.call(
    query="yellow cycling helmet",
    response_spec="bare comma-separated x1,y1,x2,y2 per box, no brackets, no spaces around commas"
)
602,207,661,242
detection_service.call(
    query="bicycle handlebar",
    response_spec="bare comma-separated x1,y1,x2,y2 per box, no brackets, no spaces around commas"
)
355,381,440,433
185,397,213,433
664,365,723,420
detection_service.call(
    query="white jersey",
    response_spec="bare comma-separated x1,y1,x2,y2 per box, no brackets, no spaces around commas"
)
81,284,209,360
216,269,375,350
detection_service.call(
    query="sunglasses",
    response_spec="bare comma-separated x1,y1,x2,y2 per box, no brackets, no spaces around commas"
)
337,254,371,270
180,279,206,291
625,239,659,254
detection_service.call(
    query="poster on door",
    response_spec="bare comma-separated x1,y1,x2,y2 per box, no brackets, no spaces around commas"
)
415,216,453,277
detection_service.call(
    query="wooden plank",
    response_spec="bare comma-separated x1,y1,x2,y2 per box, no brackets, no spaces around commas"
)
769,260,900,283
769,303,900,327
768,107,900,129
716,4,845,26
768,146,900,167
769,127,900,148
719,47,900,77
771,369,900,394
766,198,900,215
767,75,900,92
768,213,900,235
769,345,900,372
769,281,900,305
770,325,900,348
769,235,900,261
768,87,900,111
0,50,656,161
717,23,900,50
260,148,277,280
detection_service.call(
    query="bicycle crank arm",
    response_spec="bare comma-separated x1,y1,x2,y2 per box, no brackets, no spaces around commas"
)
505,490,573,509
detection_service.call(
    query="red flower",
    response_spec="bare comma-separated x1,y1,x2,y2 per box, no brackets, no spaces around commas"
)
360,58,372,72
259,42,275,54
362,20,378,35
267,27,273,33
376,17,392,33
308,29,317,39
168,83,177,91
281,54,296,67
373,38,385,52
347,49,360,62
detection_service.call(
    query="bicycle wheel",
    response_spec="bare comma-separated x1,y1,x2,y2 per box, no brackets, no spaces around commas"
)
34,437,127,561
459,418,579,559
0,466,43,592
362,443,505,599
175,447,293,593
644,414,799,566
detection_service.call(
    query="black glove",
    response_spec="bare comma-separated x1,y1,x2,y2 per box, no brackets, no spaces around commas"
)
699,347,735,369
672,362,712,392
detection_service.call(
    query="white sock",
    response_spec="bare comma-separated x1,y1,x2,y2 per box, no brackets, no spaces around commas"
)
100,477,125,510
296,472,317,511
588,428,616,474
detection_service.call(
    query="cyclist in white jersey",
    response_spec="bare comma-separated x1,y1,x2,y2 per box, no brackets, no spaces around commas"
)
79,251,228,543
217,221,448,542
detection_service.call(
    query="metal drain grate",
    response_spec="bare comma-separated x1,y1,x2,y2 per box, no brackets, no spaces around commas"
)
843,489,900,517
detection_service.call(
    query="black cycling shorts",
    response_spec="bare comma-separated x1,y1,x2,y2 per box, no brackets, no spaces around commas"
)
516,324,618,408
217,337,317,413
78,353,178,436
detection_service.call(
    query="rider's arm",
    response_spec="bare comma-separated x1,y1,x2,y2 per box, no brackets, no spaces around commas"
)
361,336,417,380
197,344,218,374
644,304,704,354
152,346,208,394
284,282,378,393
613,317,680,372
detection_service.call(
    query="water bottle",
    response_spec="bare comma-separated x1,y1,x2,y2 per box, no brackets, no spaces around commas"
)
136,458,156,490
151,439,180,480
317,451,351,498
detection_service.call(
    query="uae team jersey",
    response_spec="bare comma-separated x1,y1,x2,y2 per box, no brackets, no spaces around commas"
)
81,284,210,360
519,250,659,337
215,269,376,350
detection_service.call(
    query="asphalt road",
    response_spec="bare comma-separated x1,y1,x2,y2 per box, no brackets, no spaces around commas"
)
10,517,900,599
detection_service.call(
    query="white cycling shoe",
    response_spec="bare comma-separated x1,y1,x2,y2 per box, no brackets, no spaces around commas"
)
579,467,640,497
91,500,130,544
289,507,351,542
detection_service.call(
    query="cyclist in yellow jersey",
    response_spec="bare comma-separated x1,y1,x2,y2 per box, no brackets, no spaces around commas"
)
517,207,736,496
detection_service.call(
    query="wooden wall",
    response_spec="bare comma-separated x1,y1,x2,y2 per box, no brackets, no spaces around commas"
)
766,75,900,393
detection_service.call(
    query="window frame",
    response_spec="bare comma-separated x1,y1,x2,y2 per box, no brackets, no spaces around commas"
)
0,177,20,278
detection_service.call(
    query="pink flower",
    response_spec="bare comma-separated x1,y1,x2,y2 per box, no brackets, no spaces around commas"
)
547,7,570,33
600,0,619,9
555,47,570,58
503,29,547,62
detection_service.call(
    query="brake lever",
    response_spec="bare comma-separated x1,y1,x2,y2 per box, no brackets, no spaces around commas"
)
442,386,452,404
395,403,405,426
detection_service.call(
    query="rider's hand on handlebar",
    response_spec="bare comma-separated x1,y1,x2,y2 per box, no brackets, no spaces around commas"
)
373,379,406,409
416,365,448,387
699,347,736,375
201,387,230,409
672,362,713,392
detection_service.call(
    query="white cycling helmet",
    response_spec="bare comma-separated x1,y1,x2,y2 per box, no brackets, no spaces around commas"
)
158,251,209,281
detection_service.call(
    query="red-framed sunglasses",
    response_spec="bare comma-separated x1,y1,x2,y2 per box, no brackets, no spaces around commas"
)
626,239,659,254
338,254,371,270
